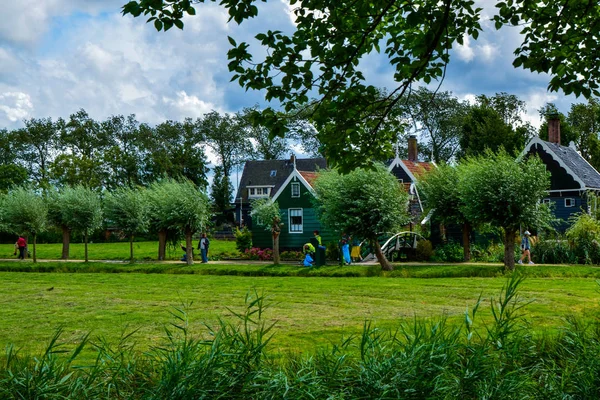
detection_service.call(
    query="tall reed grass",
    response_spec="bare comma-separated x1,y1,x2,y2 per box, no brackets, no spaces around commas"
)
2,277,600,399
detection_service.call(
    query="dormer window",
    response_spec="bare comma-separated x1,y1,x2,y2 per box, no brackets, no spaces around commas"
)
248,186,271,198
270,170,277,177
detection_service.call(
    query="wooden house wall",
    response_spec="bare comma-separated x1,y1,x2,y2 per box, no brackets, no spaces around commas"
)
543,193,587,232
251,176,336,250
390,164,412,183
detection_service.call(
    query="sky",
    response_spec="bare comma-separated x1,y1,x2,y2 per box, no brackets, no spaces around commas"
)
0,1,581,140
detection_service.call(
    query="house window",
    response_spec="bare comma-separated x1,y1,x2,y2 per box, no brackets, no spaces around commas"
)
249,188,255,196
565,198,575,208
543,199,551,205
289,208,303,233
291,182,300,198
248,187,270,198
270,170,277,177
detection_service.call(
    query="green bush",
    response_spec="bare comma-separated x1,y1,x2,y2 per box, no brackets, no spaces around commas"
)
234,226,252,253
566,213,600,264
432,241,464,262
415,239,433,261
532,239,577,264
325,241,339,262
280,250,303,261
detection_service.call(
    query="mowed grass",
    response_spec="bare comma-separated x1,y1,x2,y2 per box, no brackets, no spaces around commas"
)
0,240,238,261
2,271,600,361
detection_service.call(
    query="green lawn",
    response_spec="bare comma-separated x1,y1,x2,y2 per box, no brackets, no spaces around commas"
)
0,240,238,261
1,271,599,360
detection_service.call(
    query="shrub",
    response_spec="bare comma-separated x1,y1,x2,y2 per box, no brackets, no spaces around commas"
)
325,241,340,262
235,226,252,253
532,239,577,264
280,250,303,261
566,213,600,264
432,241,463,262
415,239,433,261
241,247,273,261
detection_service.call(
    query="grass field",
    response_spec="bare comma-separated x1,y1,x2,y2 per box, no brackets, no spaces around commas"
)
0,240,238,261
1,270,599,360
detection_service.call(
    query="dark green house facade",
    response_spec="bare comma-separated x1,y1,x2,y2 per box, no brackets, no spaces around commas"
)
234,156,334,251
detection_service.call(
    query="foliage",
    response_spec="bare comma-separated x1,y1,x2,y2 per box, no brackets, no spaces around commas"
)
123,0,600,172
313,164,410,270
532,239,577,265
457,150,551,269
147,178,209,234
234,226,252,253
279,250,303,261
419,163,465,226
403,87,468,163
241,247,273,261
415,239,433,261
566,213,600,264
250,198,283,264
431,241,464,263
58,185,103,236
210,165,234,224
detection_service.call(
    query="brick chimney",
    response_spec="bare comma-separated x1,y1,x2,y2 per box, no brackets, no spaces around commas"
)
407,135,418,161
548,114,561,145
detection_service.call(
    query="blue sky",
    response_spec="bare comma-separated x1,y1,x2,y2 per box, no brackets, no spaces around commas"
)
0,1,580,140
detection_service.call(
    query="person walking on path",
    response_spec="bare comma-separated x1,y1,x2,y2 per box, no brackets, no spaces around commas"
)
518,230,534,265
16,236,27,260
198,233,210,263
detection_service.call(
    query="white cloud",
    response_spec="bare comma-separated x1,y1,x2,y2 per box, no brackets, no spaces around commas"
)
162,91,220,119
455,35,475,62
0,92,33,122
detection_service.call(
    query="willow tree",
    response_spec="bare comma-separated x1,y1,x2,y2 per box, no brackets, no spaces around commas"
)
104,186,150,261
2,187,47,263
59,185,103,262
251,198,283,265
312,164,410,271
147,179,209,265
457,151,551,270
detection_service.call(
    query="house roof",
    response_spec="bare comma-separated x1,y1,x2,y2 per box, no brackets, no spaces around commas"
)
524,138,600,190
401,160,435,178
298,171,319,187
235,157,327,202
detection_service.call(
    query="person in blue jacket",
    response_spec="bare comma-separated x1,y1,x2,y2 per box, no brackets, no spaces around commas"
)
518,230,534,265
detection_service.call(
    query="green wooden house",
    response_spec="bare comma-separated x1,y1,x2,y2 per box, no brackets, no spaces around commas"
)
235,155,335,250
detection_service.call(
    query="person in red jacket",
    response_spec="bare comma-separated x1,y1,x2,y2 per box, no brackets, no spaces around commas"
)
16,236,27,260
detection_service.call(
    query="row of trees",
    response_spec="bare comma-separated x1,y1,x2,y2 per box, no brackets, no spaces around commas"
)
419,151,552,269
0,179,209,265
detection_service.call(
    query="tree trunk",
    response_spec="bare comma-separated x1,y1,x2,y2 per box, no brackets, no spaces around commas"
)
185,227,194,265
33,233,37,263
504,228,516,270
373,240,393,271
130,234,134,262
61,226,70,260
462,222,471,261
272,232,280,265
158,229,167,260
84,230,89,263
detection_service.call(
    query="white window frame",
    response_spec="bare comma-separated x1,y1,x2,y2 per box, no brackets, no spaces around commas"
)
248,186,271,198
249,188,255,196
288,208,303,233
291,182,300,198
565,198,575,208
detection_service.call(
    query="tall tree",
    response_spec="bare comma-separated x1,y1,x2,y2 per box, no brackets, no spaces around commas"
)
312,164,411,271
0,129,28,192
239,107,289,160
13,117,60,190
457,151,551,270
538,103,577,146
124,0,600,172
404,88,468,163
2,187,47,263
459,105,527,158
51,109,109,189
104,186,151,261
101,114,145,189
566,99,600,162
210,165,233,225
140,119,208,187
